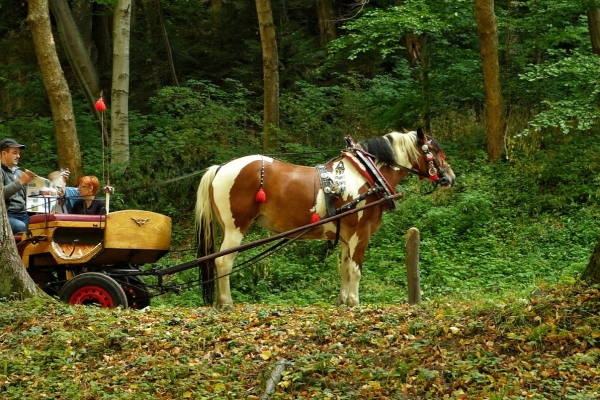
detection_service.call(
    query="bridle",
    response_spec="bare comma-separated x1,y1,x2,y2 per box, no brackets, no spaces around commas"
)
381,138,452,187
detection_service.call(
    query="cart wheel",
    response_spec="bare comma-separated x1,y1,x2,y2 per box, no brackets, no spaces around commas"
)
120,276,151,310
58,272,128,309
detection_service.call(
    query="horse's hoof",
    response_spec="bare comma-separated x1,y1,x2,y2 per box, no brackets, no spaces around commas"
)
346,299,359,308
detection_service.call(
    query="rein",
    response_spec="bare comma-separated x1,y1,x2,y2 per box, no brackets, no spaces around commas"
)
155,193,403,288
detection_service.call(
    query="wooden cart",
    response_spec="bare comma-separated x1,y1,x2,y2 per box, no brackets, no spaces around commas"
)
18,210,172,309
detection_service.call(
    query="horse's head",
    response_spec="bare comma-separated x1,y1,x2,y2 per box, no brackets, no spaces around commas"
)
415,128,455,188
358,129,455,189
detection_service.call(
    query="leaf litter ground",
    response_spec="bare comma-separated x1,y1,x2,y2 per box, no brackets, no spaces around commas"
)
0,283,599,399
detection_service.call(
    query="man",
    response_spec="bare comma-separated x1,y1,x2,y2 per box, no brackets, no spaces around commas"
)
1,138,36,234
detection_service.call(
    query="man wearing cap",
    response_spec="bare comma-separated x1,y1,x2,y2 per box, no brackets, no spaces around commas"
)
1,138,36,234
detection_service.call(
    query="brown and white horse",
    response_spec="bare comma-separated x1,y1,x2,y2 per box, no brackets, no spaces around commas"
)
195,129,455,310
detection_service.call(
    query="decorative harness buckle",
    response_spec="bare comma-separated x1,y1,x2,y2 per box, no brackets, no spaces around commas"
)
316,162,346,217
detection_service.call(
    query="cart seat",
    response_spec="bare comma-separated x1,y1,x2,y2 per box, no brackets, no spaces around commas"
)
14,234,22,242
29,214,106,224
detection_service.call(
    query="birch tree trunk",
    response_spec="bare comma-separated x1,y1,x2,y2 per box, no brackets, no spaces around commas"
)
111,0,132,165
27,0,83,178
474,0,505,161
255,0,279,153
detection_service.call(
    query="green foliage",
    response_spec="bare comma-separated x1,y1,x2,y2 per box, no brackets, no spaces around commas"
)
0,94,106,177
327,1,446,62
518,54,600,136
109,80,262,216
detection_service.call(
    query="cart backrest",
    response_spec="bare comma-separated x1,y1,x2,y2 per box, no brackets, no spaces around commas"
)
29,214,106,224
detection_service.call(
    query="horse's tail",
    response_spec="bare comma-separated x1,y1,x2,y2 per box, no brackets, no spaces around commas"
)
195,165,219,306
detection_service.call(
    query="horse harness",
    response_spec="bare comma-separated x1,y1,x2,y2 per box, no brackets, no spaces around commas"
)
313,137,393,247
314,135,450,247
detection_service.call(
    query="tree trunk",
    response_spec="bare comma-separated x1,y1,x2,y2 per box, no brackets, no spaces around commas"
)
316,0,337,47
256,0,280,153
474,0,505,162
28,0,83,180
140,0,162,90
111,0,132,165
92,2,113,86
158,0,179,87
68,0,93,49
582,236,600,283
210,0,221,12
419,33,430,133
0,182,43,301
404,33,431,132
588,7,600,56
49,0,102,152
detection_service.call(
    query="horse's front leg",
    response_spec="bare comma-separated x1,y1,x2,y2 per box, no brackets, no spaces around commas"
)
214,231,243,311
336,236,367,307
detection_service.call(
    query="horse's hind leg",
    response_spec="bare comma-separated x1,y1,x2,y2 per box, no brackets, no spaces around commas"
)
337,238,367,307
214,229,244,311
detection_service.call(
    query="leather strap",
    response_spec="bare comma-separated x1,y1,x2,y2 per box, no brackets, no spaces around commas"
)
316,164,337,217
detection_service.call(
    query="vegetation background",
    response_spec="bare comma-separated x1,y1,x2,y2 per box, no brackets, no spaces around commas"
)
0,0,599,397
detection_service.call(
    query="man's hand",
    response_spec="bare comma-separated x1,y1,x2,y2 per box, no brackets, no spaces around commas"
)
61,168,70,182
19,169,35,185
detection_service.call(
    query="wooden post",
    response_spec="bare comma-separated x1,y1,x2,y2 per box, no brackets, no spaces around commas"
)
406,227,421,304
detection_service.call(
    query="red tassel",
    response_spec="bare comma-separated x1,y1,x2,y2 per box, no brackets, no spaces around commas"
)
95,98,106,111
429,173,439,181
310,212,320,223
255,188,266,203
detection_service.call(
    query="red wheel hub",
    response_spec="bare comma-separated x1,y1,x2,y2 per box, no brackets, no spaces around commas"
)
69,285,114,308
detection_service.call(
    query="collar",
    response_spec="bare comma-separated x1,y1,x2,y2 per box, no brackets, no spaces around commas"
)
1,163,18,173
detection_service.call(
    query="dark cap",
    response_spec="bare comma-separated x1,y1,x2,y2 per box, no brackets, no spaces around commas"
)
0,138,26,151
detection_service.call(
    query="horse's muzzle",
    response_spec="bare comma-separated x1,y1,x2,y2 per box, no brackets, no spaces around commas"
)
438,166,455,188
438,176,453,187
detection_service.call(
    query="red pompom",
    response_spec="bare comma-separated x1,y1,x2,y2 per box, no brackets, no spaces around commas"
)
255,188,266,203
429,173,439,181
95,98,106,111
310,212,320,223
426,154,434,161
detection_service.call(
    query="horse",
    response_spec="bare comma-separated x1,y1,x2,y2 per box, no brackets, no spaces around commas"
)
195,128,455,310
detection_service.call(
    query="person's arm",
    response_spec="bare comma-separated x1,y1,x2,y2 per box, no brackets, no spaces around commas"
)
2,169,35,199
64,187,79,213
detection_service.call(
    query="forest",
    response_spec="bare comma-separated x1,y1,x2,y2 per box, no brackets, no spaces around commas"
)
1,0,600,398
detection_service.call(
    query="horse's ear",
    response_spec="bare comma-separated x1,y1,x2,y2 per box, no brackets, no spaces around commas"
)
402,127,409,133
417,127,426,144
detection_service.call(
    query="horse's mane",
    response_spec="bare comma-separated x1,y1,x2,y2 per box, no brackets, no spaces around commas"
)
360,131,420,166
